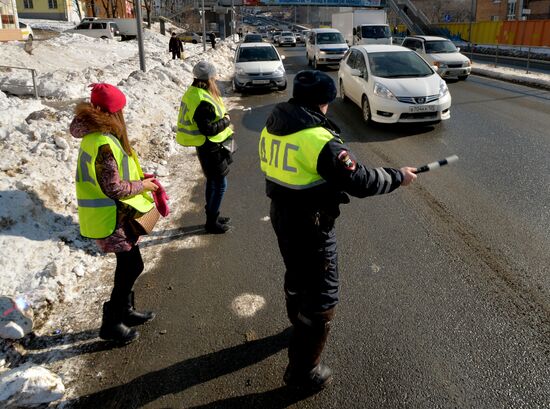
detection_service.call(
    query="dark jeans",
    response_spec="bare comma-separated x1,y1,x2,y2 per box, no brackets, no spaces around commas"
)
205,176,227,216
172,51,181,59
110,245,144,308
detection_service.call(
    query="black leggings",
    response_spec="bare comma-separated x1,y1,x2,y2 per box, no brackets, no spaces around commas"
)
109,245,144,307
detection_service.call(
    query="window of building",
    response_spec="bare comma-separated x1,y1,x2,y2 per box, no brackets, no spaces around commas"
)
507,0,517,19
491,15,500,21
48,0,58,8
23,0,34,9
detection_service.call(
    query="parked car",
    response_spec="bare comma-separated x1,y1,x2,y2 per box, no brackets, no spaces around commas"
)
402,35,471,80
338,45,451,124
65,20,121,41
242,33,263,43
178,32,202,44
305,28,349,69
19,22,34,41
277,31,296,47
233,42,287,93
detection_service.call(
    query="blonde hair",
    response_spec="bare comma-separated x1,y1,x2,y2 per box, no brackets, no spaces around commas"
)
207,77,221,101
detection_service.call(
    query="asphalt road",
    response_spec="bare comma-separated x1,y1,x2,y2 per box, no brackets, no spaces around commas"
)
69,45,550,409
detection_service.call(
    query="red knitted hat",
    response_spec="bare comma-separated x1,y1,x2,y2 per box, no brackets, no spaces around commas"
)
89,83,126,113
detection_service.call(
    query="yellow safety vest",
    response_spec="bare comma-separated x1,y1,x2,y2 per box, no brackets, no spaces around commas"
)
176,86,233,147
75,132,154,239
259,126,334,189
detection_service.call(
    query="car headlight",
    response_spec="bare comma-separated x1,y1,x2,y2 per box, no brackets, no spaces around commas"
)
433,61,447,68
465,60,471,67
319,51,327,55
274,64,285,76
439,81,449,98
235,66,246,76
373,82,396,100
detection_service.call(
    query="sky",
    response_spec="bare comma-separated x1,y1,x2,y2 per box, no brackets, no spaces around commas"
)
0,22,549,404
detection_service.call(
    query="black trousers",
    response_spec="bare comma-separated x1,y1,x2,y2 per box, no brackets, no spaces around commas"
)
270,201,339,317
109,245,144,308
172,50,181,59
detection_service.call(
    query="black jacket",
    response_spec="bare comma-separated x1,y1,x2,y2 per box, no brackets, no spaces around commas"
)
264,99,404,216
192,80,232,178
169,37,183,53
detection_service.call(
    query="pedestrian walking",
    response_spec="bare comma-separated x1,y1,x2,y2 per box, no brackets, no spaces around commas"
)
259,70,417,390
176,61,235,233
209,32,216,49
71,83,158,344
169,32,183,60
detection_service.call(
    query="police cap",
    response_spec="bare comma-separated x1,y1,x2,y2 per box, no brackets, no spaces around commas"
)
292,70,337,106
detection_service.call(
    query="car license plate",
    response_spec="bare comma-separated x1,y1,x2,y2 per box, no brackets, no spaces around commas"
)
252,80,270,85
409,105,436,113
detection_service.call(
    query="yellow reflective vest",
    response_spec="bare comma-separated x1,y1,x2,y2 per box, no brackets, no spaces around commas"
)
259,126,334,189
176,86,233,147
75,132,154,239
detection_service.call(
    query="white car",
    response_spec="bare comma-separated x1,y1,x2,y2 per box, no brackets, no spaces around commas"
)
65,20,121,41
19,22,34,41
305,28,349,69
402,35,471,80
233,42,287,93
277,31,296,47
338,45,451,124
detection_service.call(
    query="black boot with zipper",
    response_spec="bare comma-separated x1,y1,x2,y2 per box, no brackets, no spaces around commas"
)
99,301,139,344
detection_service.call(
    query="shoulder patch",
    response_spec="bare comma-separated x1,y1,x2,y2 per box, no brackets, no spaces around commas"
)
337,150,356,171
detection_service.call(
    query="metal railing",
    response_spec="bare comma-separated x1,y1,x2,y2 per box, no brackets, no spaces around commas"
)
0,65,39,99
465,44,550,74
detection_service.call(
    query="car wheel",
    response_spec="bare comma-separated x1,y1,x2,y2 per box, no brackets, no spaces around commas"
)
361,95,372,124
233,80,243,93
339,80,348,102
192,39,197,44
292,43,296,47
101,36,108,39
458,75,468,81
277,82,287,91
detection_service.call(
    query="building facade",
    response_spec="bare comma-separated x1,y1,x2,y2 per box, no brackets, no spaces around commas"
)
476,0,550,21
16,0,85,21
0,0,21,40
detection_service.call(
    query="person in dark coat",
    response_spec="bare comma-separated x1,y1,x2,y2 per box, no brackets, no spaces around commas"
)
169,32,184,60
209,32,216,49
260,70,417,390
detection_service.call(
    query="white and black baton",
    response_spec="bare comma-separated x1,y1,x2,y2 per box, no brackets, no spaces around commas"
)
413,155,459,174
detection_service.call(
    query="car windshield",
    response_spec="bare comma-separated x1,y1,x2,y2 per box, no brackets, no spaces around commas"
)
368,51,434,78
237,46,279,62
425,40,458,53
361,25,391,39
317,32,345,44
281,32,293,36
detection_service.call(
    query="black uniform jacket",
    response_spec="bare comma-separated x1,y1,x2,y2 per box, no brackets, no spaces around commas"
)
264,99,404,217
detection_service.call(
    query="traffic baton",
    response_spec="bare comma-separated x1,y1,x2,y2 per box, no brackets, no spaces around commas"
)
413,155,459,174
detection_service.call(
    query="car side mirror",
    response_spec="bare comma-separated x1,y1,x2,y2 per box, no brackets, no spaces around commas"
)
351,68,362,77
281,55,286,60
456,47,461,52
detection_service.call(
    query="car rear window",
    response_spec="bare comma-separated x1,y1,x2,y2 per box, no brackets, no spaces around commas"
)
237,46,279,62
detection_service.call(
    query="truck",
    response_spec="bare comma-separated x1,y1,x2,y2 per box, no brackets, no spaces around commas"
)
331,10,392,46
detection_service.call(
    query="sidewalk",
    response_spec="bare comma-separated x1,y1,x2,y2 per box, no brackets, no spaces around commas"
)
471,62,550,91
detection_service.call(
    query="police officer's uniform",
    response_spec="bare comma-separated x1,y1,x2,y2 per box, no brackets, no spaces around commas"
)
260,70,406,389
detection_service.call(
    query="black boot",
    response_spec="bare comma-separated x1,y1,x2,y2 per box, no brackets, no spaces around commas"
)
123,291,155,327
205,212,229,234
99,301,139,344
218,216,231,225
283,309,335,390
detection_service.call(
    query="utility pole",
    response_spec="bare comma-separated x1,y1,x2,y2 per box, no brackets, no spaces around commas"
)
201,0,207,51
135,0,146,71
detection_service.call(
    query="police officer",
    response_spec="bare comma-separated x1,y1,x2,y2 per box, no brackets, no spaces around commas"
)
176,61,234,233
259,70,417,390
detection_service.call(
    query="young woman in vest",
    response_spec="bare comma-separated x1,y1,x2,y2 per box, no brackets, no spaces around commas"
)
71,83,158,344
176,60,234,234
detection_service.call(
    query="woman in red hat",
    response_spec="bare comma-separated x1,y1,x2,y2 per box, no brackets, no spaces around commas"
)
71,83,158,344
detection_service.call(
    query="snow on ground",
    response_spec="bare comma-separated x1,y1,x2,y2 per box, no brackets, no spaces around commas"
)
0,20,549,406
0,22,245,405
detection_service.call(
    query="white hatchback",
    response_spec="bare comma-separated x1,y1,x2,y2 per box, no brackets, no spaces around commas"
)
233,42,287,93
338,45,451,124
